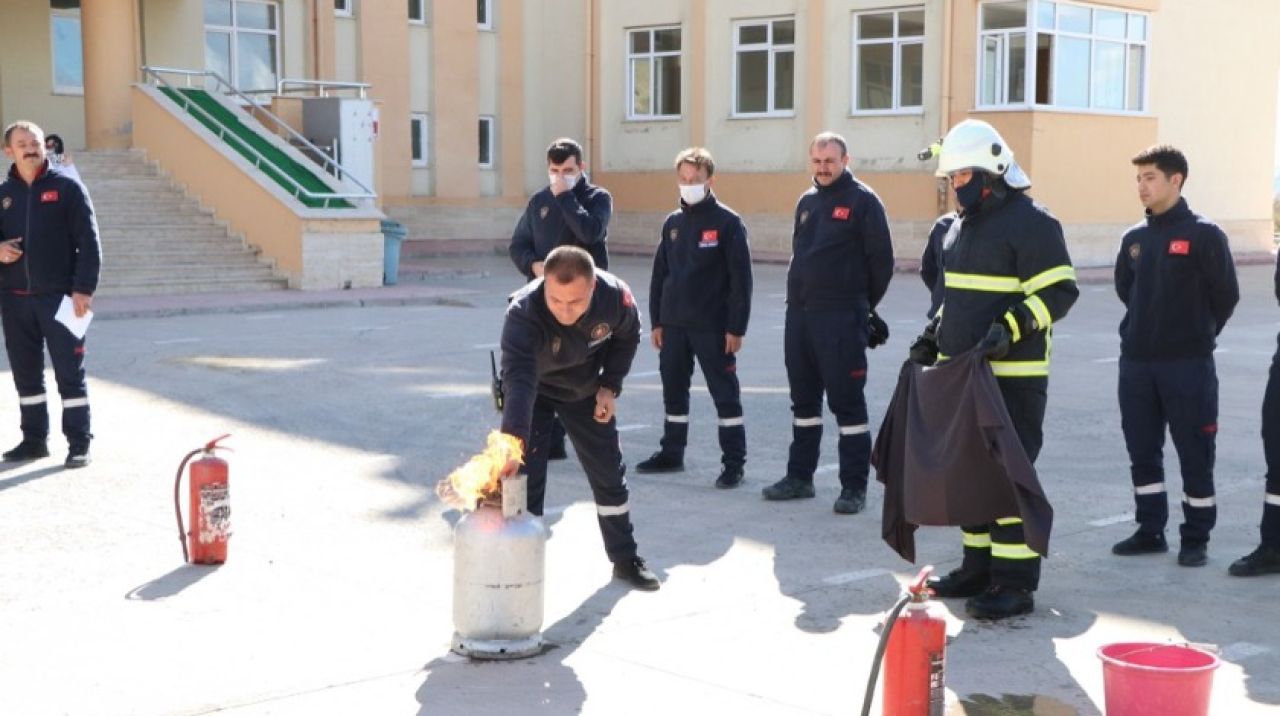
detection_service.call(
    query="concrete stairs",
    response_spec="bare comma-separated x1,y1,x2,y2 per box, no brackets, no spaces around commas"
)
73,150,288,296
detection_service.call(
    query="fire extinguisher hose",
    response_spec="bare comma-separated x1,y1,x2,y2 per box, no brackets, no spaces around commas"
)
860,592,912,716
173,447,203,563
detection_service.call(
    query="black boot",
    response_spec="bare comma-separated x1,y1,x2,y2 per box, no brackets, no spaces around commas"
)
636,451,684,474
715,465,744,489
833,487,865,514
1228,544,1280,577
927,567,990,599
1177,543,1208,567
3,440,50,462
613,557,661,591
761,476,815,500
1111,529,1168,556
965,585,1034,620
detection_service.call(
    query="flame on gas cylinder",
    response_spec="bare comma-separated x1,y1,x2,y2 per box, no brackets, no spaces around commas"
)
435,431,525,511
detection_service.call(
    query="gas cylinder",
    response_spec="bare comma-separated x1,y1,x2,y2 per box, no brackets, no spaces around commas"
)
173,435,232,565
450,473,546,660
882,568,947,715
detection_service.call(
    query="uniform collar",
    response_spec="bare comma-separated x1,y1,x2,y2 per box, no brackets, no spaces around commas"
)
680,192,719,214
1146,197,1192,226
813,169,854,193
7,160,49,186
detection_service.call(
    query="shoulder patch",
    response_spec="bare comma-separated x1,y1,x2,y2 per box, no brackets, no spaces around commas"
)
540,206,550,220
1,197,9,211
799,210,810,225
1128,243,1141,260
619,280,635,308
669,228,678,241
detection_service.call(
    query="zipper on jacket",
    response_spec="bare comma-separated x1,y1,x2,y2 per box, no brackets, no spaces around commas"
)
22,178,32,292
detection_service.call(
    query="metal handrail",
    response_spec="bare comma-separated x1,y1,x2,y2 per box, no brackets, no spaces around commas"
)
276,78,371,98
140,66,376,204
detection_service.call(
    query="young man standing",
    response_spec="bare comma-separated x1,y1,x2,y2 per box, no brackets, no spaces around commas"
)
636,147,753,489
1112,145,1239,568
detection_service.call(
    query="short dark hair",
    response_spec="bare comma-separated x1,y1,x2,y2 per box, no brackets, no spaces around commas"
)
4,120,44,147
1131,144,1189,186
546,138,584,166
809,131,848,158
543,245,595,284
45,134,65,154
674,147,715,178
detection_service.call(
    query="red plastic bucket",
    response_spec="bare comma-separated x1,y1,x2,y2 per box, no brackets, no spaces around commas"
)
1097,642,1219,716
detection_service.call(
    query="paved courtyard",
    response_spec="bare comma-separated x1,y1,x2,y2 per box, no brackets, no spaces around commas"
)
1,253,1277,715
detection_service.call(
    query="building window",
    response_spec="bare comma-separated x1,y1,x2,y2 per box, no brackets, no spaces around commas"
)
733,17,795,117
627,26,681,120
204,0,281,92
411,114,428,167
50,1,83,95
477,0,492,30
334,0,351,17
979,0,1148,112
408,0,425,24
852,8,924,113
478,116,494,167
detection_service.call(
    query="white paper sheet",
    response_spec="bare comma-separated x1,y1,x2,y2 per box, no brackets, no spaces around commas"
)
55,295,93,339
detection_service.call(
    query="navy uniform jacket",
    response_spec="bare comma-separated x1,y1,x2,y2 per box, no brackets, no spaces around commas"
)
937,190,1078,379
786,169,894,313
649,193,753,336
500,270,641,445
0,162,101,295
1114,198,1239,361
509,177,612,280
921,213,956,318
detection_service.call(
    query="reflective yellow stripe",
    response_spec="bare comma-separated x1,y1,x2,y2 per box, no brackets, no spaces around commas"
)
995,517,1023,526
1003,311,1022,343
991,542,1040,560
1024,294,1052,329
1021,265,1076,294
990,360,1050,377
937,352,950,361
962,532,992,549
944,272,1022,293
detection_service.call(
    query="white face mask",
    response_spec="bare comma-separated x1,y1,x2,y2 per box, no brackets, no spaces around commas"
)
679,183,708,205
551,173,578,190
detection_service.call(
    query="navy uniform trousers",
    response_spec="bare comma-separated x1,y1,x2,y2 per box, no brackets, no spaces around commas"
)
959,377,1047,591
1,293,90,446
1118,356,1218,546
523,392,637,563
656,326,745,468
1261,336,1280,548
783,307,870,491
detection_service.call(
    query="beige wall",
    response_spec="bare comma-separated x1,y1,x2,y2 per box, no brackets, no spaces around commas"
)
334,16,359,83
409,23,432,196
141,0,204,71
433,1,480,199
478,28,500,197
0,0,86,148
521,0,588,191
358,3,412,201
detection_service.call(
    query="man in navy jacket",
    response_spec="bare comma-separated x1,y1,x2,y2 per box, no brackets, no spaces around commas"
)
0,121,101,468
636,147,752,488
1111,145,1239,568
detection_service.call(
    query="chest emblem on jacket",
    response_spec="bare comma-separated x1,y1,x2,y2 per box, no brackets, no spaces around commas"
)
588,322,612,346
540,206,550,220
832,206,851,220
551,336,562,355
40,190,59,204
799,210,810,225
1128,243,1141,260
1,197,9,211
669,228,678,241
699,230,719,248
1168,239,1190,256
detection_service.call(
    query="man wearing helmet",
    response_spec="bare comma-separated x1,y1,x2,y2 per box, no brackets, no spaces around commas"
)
911,119,1079,619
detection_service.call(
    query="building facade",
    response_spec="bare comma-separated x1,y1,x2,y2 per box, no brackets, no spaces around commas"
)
0,0,1276,267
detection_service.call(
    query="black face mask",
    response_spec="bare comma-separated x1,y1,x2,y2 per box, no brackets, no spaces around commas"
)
955,176,985,212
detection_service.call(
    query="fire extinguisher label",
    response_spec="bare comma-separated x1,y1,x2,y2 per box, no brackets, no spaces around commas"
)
198,483,232,544
928,650,945,715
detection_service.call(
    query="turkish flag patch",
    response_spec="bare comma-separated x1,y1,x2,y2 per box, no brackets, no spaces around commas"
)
832,206,851,220
1168,239,1190,255
699,230,719,247
40,190,59,203
620,281,634,308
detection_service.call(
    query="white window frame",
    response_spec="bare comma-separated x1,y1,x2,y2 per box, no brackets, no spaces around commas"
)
731,16,796,118
626,25,682,121
477,0,493,31
851,7,925,116
478,115,494,168
408,0,425,24
50,5,83,96
411,113,429,167
334,0,352,18
976,0,1150,115
205,0,283,93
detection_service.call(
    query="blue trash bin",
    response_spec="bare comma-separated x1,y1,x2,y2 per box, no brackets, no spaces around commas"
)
381,219,407,286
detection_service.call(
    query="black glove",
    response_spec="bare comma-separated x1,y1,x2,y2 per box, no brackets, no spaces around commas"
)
908,317,939,366
867,310,889,349
979,322,1011,360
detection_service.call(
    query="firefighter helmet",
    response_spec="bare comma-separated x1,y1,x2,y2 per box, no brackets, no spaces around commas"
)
934,119,1031,189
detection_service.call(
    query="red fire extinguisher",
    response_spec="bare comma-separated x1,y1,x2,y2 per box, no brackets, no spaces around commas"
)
173,435,233,564
860,566,947,716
